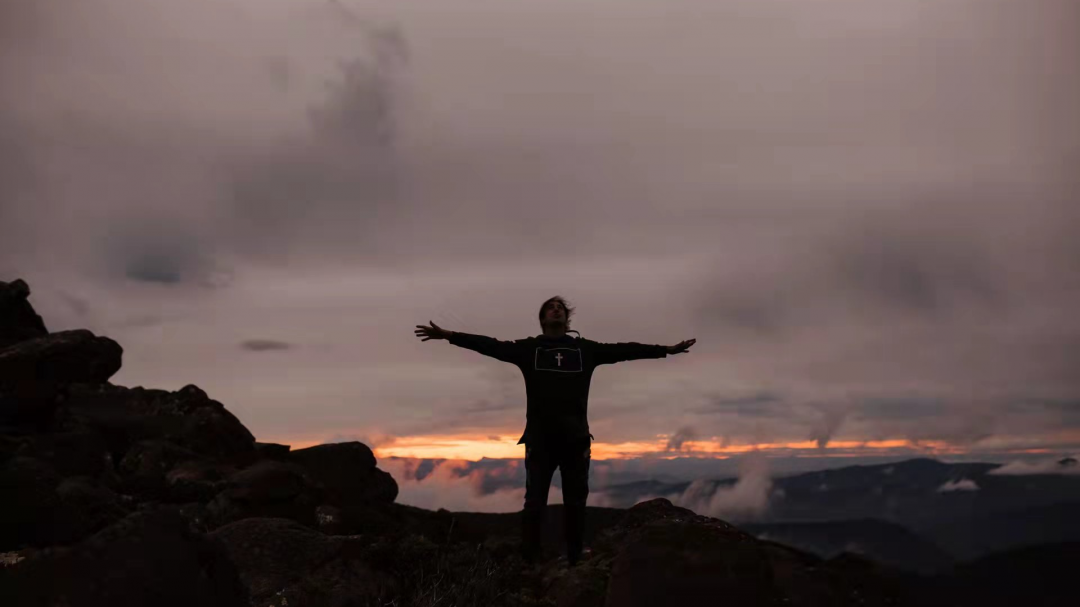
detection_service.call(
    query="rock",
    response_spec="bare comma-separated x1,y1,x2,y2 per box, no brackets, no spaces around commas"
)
211,517,388,606
315,503,346,535
118,439,207,499
289,441,398,506
597,498,908,607
0,383,60,429
177,501,212,534
0,330,122,391
0,458,127,550
0,434,25,464
0,456,60,550
53,476,129,543
282,442,399,535
0,278,48,350
166,460,231,503
285,556,386,607
211,517,345,602
256,441,291,458
207,460,323,528
17,428,115,480
291,440,376,471
229,441,292,468
0,506,247,607
62,382,256,461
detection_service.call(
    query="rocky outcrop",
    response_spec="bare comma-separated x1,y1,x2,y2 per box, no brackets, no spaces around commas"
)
60,383,256,461
0,278,401,560
0,329,122,391
595,498,910,606
290,441,398,505
207,460,324,527
0,279,47,349
287,441,400,534
1,507,246,607
210,517,388,606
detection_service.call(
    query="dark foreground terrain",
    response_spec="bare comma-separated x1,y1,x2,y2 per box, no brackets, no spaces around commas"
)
0,278,1073,606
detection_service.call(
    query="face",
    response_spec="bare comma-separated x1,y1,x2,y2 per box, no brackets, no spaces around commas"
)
542,300,567,326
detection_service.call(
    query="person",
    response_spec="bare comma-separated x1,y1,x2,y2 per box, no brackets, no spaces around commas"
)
414,296,696,567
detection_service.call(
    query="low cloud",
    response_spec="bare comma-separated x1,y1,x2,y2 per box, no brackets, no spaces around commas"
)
989,457,1080,476
937,478,979,492
240,339,293,352
665,426,696,451
379,457,526,512
675,454,772,522
808,405,850,450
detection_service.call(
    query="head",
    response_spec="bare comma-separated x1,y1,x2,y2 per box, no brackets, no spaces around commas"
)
538,295,575,335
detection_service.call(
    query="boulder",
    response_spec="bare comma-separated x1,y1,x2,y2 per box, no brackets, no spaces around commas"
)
165,460,231,504
207,460,323,528
0,383,60,429
177,501,212,534
0,434,24,464
597,498,910,607
290,441,398,506
211,517,345,601
0,278,48,350
0,456,61,550
291,440,376,471
0,506,247,607
315,503,347,535
53,476,130,543
255,441,291,459
211,517,387,606
118,439,207,499
0,457,127,550
62,383,256,461
228,441,292,469
16,428,115,480
0,330,122,391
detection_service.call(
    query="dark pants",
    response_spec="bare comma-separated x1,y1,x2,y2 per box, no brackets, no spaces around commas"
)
521,435,592,563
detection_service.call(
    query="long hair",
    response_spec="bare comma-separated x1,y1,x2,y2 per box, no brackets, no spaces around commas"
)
538,295,580,337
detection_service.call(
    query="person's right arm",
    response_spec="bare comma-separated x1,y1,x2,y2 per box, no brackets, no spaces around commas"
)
415,321,521,365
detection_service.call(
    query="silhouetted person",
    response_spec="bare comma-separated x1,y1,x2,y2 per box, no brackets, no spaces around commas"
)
415,296,696,567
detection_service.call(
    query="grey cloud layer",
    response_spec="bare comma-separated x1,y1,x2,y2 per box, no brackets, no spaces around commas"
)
2,0,1078,452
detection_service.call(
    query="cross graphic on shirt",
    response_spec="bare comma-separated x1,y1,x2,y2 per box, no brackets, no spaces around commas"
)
555,353,563,366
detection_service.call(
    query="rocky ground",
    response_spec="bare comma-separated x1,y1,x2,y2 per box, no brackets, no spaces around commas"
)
0,278,1066,606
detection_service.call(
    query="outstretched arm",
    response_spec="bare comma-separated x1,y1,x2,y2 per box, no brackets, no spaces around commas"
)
592,337,696,366
415,321,520,365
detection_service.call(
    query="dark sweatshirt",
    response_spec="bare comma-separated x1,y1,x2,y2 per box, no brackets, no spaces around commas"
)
447,332,668,445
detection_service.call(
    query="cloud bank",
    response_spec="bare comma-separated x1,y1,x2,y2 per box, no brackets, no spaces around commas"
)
2,0,1078,459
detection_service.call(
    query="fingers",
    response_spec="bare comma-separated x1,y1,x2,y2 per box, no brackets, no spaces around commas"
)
414,324,434,341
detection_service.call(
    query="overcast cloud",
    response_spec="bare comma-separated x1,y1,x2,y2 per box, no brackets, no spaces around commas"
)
3,0,1079,475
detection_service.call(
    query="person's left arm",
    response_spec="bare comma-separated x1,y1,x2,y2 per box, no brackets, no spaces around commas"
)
591,338,696,366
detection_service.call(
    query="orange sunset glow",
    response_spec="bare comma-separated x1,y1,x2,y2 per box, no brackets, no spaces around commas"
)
265,432,984,461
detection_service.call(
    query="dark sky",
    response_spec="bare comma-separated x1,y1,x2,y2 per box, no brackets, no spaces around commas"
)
2,0,1078,468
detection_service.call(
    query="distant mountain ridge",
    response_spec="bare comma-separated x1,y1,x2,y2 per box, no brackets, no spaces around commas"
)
601,456,1080,563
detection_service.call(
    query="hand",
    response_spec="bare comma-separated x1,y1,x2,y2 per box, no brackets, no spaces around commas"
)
666,338,696,355
415,320,453,342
